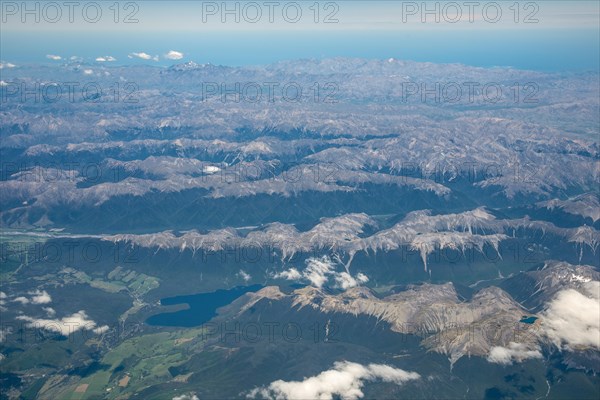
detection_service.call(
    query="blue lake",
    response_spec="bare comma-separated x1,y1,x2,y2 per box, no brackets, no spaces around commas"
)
519,316,538,325
146,285,263,327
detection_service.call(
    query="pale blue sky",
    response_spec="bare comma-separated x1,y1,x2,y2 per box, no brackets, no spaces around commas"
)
1,1,599,70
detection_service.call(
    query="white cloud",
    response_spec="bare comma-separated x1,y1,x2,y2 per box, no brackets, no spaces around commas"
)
96,56,116,62
0,292,9,324
16,310,108,337
0,81,7,87
129,52,159,61
30,290,52,304
0,62,16,69
334,272,369,290
83,69,94,75
172,395,199,400
12,290,52,305
46,54,62,61
238,269,251,282
43,307,56,317
487,342,543,365
130,52,151,60
304,257,335,288
273,268,302,281
0,327,12,343
93,325,110,334
247,361,420,400
273,257,369,291
541,281,600,350
13,296,29,305
165,50,184,60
